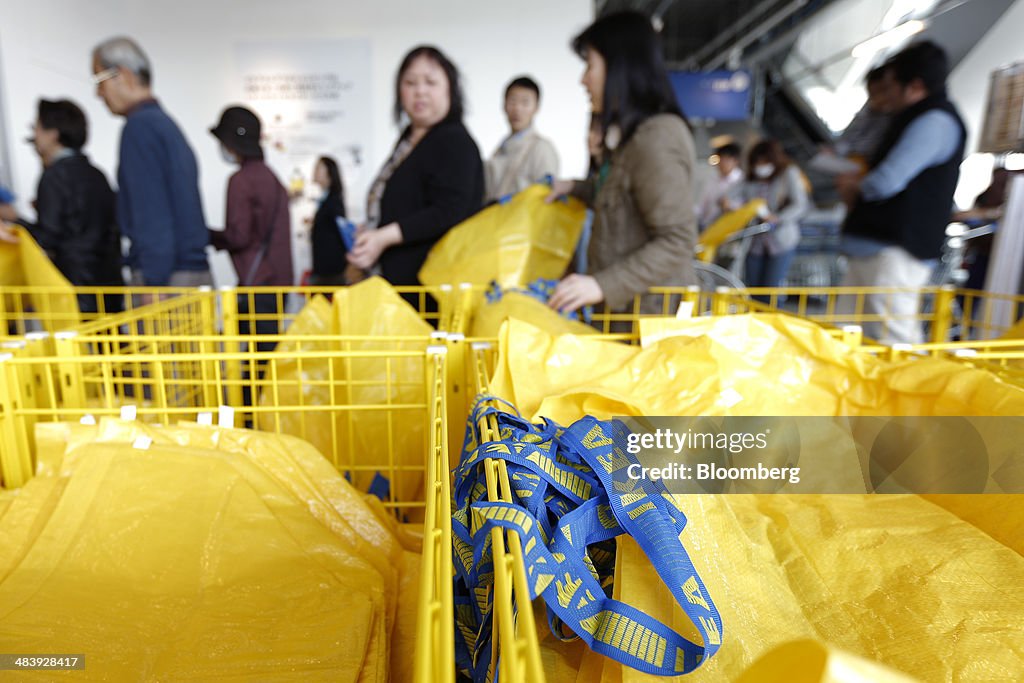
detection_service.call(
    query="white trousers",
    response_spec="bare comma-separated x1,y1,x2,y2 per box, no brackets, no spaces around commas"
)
838,247,934,345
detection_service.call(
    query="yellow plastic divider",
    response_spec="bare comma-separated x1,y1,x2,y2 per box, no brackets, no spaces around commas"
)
2,284,458,341
467,341,545,683
222,285,454,335
0,346,430,508
0,344,453,681
0,285,204,337
414,346,455,682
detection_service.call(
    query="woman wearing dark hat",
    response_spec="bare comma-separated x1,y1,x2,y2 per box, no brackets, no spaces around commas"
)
209,105,293,346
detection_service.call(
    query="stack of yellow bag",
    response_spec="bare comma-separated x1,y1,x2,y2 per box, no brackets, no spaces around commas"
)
484,315,1024,682
260,277,433,505
0,225,79,332
0,418,421,681
417,185,591,340
418,185,586,290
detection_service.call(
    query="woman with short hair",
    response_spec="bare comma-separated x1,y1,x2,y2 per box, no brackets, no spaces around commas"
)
347,45,484,308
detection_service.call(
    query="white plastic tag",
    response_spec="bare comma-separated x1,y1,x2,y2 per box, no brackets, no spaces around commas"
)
197,412,214,426
218,405,235,429
120,405,138,421
132,435,152,450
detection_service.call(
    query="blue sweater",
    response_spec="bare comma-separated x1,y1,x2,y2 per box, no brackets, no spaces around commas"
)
117,100,209,285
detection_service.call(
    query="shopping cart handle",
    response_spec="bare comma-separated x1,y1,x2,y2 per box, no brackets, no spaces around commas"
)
721,222,772,244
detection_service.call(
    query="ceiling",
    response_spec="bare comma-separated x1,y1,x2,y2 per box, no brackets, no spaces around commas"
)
595,0,1016,149
597,0,843,68
593,0,1019,200
597,0,1014,74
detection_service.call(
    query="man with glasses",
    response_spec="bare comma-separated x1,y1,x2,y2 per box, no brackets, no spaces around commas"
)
92,36,211,288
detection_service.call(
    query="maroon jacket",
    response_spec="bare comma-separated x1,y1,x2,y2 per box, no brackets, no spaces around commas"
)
211,159,293,286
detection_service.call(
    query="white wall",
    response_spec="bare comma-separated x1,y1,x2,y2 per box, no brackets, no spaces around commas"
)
948,0,1024,207
0,0,592,229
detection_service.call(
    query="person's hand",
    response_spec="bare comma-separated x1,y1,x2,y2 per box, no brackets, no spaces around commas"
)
347,223,402,270
347,230,385,270
836,172,862,206
548,274,603,313
764,213,780,224
0,221,19,244
545,179,575,204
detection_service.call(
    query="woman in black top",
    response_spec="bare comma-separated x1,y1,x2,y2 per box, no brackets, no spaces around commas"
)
309,155,349,286
348,46,484,298
29,99,124,314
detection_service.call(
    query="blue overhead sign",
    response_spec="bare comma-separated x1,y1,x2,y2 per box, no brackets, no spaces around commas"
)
669,70,752,122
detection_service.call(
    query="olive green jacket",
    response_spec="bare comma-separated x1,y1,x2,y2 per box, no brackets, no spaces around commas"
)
572,114,698,312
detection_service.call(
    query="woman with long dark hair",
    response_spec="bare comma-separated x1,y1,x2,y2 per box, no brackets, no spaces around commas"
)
309,155,349,286
547,11,698,315
347,45,484,306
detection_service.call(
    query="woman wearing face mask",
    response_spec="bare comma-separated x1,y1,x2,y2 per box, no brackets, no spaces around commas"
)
209,105,292,340
546,11,697,317
348,45,484,309
309,155,351,286
733,139,809,295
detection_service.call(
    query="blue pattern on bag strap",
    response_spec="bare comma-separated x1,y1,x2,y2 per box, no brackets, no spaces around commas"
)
452,396,723,680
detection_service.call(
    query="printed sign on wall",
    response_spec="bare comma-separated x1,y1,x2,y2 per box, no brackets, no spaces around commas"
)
234,39,371,213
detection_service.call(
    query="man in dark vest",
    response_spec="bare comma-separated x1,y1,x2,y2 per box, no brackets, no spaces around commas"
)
836,41,966,344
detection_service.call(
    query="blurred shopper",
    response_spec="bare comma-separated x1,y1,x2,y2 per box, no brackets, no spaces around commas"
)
547,11,697,317
485,76,559,201
347,45,484,309
697,142,744,229
0,186,15,223
834,66,898,164
733,139,809,295
26,99,124,312
837,41,966,344
952,168,1022,292
0,186,19,242
92,36,211,287
309,155,350,286
209,105,292,346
